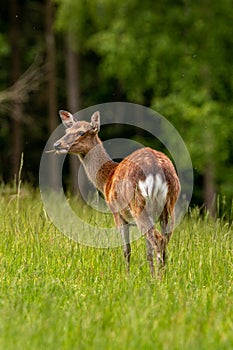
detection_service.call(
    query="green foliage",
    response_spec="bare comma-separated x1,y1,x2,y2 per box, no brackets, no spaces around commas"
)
54,0,233,201
55,0,98,50
0,186,232,349
0,33,9,56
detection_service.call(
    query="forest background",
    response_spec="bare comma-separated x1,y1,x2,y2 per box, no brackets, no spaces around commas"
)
0,0,232,215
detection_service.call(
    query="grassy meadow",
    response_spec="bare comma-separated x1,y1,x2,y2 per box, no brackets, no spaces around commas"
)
0,185,232,350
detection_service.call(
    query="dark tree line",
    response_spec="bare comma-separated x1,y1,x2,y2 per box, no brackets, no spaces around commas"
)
0,0,232,214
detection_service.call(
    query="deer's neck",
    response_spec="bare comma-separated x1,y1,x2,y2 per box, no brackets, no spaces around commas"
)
79,139,117,194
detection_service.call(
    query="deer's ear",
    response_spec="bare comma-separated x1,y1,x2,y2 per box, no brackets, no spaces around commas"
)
90,111,100,132
59,110,74,128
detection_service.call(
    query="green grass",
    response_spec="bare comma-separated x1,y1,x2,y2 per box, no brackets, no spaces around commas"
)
0,185,232,350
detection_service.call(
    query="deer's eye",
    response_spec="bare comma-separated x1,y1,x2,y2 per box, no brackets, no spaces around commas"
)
78,131,85,137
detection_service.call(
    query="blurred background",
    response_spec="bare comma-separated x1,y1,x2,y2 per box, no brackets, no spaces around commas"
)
0,0,232,215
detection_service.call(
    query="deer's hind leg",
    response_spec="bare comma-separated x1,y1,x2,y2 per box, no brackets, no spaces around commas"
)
145,238,154,277
160,205,175,244
133,210,166,276
146,226,166,269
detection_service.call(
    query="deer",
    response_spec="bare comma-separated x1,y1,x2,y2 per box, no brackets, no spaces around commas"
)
52,110,181,277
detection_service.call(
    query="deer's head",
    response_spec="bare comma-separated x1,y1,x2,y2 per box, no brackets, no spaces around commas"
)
53,110,100,156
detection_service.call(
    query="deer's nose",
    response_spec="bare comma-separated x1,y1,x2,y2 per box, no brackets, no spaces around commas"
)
54,141,62,150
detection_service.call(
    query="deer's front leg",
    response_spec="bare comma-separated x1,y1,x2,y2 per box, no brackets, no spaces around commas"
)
113,213,131,273
120,223,131,273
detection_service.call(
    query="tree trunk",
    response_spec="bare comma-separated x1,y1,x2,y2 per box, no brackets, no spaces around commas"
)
203,129,216,217
10,0,23,183
65,36,82,194
203,160,216,217
45,0,59,189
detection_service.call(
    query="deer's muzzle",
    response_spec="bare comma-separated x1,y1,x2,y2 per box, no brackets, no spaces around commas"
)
53,141,68,154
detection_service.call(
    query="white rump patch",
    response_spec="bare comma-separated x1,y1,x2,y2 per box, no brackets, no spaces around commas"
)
138,174,154,198
138,174,168,203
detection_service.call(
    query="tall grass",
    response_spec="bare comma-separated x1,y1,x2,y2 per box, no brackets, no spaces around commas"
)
0,185,232,350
